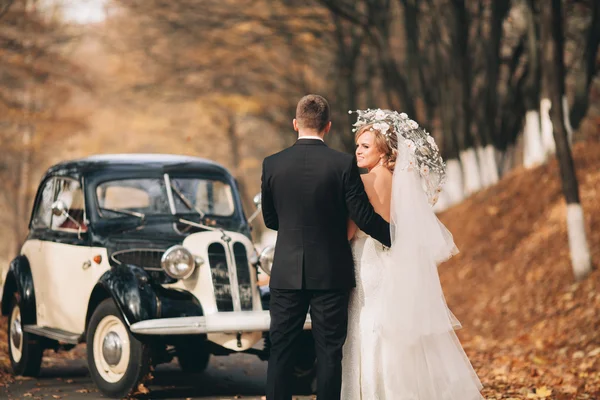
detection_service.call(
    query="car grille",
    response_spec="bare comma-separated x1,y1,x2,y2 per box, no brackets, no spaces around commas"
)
208,243,234,312
110,248,175,284
111,249,164,269
233,242,253,311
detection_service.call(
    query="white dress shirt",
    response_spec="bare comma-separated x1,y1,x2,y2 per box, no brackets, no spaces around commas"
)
297,135,324,142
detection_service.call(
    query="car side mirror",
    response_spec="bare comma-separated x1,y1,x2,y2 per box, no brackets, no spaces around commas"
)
51,200,68,217
51,200,83,238
253,193,262,208
247,192,262,225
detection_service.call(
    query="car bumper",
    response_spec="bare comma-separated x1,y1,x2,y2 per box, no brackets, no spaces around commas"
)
129,310,312,335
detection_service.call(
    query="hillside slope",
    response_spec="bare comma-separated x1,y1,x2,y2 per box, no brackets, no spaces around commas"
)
438,140,600,398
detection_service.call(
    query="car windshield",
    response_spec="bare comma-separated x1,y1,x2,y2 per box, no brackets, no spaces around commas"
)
96,176,236,219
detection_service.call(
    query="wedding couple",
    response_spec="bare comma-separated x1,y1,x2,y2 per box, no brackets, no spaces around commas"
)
261,94,483,400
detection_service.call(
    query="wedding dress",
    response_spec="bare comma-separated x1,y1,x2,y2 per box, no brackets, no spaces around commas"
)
341,112,483,399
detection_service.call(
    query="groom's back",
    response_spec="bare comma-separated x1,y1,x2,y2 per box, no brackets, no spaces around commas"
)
262,140,355,290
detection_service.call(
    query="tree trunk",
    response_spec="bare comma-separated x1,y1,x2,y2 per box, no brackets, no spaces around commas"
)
483,0,511,147
225,113,253,221
541,0,592,280
331,15,363,152
522,0,545,168
569,0,600,131
540,97,555,155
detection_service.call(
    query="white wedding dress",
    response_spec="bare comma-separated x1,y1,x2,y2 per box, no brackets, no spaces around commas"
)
341,157,484,399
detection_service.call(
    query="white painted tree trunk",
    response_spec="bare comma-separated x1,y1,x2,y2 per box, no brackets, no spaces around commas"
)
432,192,450,213
444,158,465,205
433,158,463,213
476,145,499,187
562,95,573,144
566,203,592,280
540,98,555,156
523,109,546,167
460,148,482,195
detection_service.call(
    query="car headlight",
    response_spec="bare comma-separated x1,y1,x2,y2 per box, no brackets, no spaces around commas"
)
258,245,275,276
161,245,196,279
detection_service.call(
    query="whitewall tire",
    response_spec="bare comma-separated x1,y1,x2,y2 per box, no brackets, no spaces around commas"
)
86,298,150,398
7,296,42,377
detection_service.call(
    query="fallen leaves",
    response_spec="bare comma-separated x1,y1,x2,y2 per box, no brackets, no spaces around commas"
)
438,141,600,399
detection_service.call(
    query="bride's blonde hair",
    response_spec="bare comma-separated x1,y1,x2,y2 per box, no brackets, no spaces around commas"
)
355,123,398,172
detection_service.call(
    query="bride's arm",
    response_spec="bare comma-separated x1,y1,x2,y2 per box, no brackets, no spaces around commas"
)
347,219,358,241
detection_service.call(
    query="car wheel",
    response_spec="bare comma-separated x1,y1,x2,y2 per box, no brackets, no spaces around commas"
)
7,296,43,377
176,341,210,373
86,298,150,398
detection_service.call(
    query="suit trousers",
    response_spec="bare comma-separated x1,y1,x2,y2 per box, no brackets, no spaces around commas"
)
266,287,350,400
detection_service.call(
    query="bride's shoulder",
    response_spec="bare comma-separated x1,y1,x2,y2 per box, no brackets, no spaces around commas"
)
361,167,392,191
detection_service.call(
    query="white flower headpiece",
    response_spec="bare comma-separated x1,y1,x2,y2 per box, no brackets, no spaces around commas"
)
349,108,446,206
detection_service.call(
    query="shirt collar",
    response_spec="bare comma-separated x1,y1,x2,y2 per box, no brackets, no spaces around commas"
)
297,135,324,142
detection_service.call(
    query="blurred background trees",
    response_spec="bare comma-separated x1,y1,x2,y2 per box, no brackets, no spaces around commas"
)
0,0,90,254
0,0,598,278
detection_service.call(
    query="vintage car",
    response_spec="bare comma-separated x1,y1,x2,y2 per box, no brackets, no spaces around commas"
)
0,154,313,398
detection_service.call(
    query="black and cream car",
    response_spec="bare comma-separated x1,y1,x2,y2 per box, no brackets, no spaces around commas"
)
0,154,311,398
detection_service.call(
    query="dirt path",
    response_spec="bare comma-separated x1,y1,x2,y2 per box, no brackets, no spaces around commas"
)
1,350,313,400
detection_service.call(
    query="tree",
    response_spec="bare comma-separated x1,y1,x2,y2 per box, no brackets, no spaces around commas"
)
540,0,592,280
568,0,600,133
0,0,88,254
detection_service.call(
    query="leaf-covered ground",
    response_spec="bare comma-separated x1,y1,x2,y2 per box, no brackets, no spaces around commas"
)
0,140,599,399
437,140,600,399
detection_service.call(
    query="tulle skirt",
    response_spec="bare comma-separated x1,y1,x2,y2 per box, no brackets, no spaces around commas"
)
341,231,483,400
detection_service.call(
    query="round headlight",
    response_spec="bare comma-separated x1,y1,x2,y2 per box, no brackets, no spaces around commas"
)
161,245,196,279
258,245,275,276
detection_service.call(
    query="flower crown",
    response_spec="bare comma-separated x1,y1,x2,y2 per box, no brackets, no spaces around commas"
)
349,108,447,206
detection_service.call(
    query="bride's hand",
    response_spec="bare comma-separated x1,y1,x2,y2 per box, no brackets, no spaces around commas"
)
347,219,358,241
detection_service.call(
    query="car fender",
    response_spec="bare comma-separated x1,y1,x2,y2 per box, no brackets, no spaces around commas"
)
1,256,37,324
89,264,204,328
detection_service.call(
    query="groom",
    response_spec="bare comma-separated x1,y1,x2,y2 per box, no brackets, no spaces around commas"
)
262,94,391,400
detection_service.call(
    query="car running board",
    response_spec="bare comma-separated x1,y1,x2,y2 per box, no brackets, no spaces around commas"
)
23,325,81,344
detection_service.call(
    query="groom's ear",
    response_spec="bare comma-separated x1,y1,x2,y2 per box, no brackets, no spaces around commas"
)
292,119,299,132
323,121,332,134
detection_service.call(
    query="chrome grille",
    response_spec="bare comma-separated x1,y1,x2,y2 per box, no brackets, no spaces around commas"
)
110,248,175,284
208,242,234,312
110,248,165,270
233,242,253,311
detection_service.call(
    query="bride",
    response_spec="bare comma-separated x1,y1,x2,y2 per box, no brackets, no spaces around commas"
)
342,109,483,399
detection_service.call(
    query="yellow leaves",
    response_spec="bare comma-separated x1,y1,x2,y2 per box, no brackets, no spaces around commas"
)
135,383,150,395
526,386,553,398
531,355,548,365
588,347,600,357
572,351,585,359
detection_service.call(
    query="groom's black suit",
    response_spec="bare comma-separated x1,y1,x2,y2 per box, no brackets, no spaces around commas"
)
262,138,391,400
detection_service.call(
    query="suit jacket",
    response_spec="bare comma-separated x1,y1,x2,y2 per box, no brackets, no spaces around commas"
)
261,138,391,290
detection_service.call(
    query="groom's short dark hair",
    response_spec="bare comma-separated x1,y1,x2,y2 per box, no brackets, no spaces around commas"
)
296,94,330,132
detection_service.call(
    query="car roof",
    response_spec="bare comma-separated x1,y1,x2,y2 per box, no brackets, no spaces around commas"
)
43,154,232,180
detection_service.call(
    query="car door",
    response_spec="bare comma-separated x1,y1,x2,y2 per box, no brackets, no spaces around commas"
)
39,177,98,335
24,177,55,328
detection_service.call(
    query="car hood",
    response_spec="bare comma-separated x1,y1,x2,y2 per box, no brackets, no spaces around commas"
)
92,224,184,252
